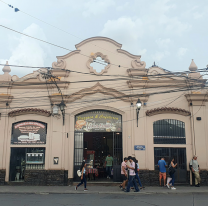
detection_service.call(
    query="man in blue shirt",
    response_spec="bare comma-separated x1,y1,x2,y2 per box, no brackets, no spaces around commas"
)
158,157,167,186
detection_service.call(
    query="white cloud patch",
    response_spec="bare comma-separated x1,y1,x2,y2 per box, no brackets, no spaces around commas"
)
177,47,188,57
0,23,49,77
152,51,170,62
82,0,115,17
116,2,129,11
156,38,171,49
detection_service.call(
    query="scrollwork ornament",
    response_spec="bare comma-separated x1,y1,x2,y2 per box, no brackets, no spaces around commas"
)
52,59,66,69
131,59,146,69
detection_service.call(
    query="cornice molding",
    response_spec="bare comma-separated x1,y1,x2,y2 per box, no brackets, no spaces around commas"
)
75,37,122,49
55,50,81,59
185,94,208,106
127,68,147,76
127,79,206,88
86,52,110,75
0,94,13,107
146,107,191,117
8,108,51,117
117,49,141,59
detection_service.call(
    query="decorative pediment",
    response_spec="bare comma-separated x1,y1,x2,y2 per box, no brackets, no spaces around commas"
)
50,82,138,103
86,52,111,75
75,37,122,49
8,108,51,117
146,107,191,116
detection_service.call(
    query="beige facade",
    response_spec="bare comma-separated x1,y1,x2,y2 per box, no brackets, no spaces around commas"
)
0,37,208,185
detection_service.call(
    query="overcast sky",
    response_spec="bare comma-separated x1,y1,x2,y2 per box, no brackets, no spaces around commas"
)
0,0,208,77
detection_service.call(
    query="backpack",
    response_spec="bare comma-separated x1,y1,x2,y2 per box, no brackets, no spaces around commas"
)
77,170,82,177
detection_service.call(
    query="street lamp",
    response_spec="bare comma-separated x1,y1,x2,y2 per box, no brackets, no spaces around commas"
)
59,100,66,125
136,99,142,127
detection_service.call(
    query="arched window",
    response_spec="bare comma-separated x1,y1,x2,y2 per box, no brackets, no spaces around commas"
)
153,119,186,144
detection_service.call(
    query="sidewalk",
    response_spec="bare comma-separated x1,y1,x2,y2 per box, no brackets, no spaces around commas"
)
0,185,208,195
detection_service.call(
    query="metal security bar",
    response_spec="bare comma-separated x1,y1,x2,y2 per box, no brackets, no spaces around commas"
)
153,119,186,144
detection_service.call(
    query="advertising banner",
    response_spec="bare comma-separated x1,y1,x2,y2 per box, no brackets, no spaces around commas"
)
75,110,122,132
11,121,47,144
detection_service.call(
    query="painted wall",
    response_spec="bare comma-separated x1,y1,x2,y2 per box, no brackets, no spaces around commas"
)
0,37,208,183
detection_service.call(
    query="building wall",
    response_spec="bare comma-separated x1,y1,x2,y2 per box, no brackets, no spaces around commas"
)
0,37,208,185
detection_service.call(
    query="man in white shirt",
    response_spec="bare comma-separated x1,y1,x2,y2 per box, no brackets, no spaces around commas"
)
190,155,201,187
124,156,139,192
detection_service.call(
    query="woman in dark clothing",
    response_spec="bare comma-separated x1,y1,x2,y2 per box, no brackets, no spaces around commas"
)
75,161,88,191
167,157,177,190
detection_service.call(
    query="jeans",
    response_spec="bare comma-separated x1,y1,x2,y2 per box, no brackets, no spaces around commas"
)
106,166,112,177
169,172,175,186
126,175,139,192
130,173,142,187
77,174,86,188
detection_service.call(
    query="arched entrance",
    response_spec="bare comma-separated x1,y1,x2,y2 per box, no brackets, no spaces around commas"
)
74,110,122,182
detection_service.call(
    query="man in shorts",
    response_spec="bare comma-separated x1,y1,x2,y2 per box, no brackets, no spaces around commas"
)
158,157,167,186
119,157,128,190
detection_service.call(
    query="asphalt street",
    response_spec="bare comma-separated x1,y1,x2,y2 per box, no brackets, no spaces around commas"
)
0,193,207,206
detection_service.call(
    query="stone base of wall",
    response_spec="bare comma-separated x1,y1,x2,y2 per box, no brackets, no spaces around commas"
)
139,170,208,186
24,170,68,186
0,170,6,185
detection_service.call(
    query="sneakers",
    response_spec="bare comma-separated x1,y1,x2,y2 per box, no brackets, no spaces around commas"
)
75,186,77,191
167,184,170,189
195,184,200,187
84,188,88,191
134,190,140,192
171,187,176,190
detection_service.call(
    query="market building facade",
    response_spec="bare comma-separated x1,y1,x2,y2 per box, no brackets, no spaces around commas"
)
0,37,208,185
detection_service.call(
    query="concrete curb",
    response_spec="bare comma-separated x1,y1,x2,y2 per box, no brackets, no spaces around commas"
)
1,191,208,195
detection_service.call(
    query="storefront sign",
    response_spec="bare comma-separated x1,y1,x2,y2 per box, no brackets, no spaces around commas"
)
11,121,47,144
134,145,145,150
75,110,122,132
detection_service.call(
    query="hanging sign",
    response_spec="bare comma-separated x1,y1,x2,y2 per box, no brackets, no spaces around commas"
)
75,110,122,132
134,145,146,150
11,121,47,144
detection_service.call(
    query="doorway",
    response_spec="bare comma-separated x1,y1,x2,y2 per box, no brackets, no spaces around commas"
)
154,147,187,183
9,148,26,182
74,132,122,182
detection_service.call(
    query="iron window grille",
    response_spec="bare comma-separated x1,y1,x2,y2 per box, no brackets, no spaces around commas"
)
153,119,186,144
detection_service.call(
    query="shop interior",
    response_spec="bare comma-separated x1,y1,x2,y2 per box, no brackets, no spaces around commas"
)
83,132,122,182
9,147,45,182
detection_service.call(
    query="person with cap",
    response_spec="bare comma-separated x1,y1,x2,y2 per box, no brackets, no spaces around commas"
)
124,156,139,192
190,155,201,187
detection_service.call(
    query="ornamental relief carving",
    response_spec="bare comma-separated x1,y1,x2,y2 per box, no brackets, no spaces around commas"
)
52,59,66,69
86,52,110,75
131,59,146,69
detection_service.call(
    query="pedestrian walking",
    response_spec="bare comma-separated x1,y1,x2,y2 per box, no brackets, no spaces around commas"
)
190,155,201,187
124,156,139,192
75,161,88,191
104,153,113,179
158,157,167,187
119,157,128,190
134,158,145,189
167,157,177,190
